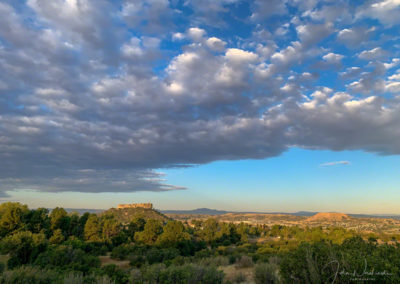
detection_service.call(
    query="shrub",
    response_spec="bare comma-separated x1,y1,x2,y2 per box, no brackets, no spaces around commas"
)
235,255,253,268
101,264,129,284
142,263,224,284
0,266,60,284
279,238,400,283
169,255,186,266
194,248,212,259
111,244,137,260
130,269,142,284
145,247,179,265
142,263,166,283
231,271,247,283
0,231,47,269
198,256,229,267
128,254,145,268
34,245,100,273
229,255,237,264
63,272,115,284
254,262,280,284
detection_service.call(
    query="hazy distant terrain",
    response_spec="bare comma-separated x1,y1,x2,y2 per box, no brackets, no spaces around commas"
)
63,208,104,215
162,208,400,218
166,210,400,235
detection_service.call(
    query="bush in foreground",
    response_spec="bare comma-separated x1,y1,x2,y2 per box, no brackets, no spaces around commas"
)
254,262,281,284
131,263,224,284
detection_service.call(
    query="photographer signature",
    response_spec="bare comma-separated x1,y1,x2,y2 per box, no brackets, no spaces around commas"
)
325,258,393,283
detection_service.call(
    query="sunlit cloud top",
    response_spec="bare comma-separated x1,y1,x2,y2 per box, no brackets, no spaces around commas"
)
1,0,400,196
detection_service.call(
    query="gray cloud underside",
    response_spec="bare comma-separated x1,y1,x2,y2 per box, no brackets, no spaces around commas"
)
0,0,400,195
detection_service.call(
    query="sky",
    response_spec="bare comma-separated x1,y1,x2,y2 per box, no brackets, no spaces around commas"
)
0,0,400,213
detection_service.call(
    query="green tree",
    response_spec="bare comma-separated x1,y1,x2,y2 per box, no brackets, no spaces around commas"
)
157,221,190,247
78,212,90,238
135,219,163,245
201,219,219,243
49,207,69,233
26,207,50,235
127,217,146,233
67,212,82,237
49,228,65,244
84,214,102,242
0,231,47,268
34,245,101,272
0,202,29,236
102,216,121,243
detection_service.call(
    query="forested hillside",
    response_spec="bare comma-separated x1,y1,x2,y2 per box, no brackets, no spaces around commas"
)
0,202,400,283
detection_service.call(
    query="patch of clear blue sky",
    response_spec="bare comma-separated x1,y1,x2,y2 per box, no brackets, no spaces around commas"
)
157,148,400,213
12,148,400,214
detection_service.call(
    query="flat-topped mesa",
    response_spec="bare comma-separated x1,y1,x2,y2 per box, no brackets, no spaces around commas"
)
117,203,153,209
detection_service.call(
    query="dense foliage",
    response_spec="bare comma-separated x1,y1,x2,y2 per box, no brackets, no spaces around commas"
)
0,202,399,283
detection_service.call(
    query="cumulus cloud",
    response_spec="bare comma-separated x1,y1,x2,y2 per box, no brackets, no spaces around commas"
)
296,22,334,47
347,63,386,94
1,1,400,196
187,27,206,41
121,0,175,34
384,58,400,69
172,32,185,41
388,72,400,81
385,81,400,93
323,53,344,63
340,67,363,80
357,0,400,27
358,47,387,60
337,27,375,48
206,37,226,52
251,0,288,20
183,0,240,27
302,3,352,23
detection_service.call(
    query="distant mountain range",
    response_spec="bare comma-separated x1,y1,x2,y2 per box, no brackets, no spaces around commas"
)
162,208,318,216
60,207,400,220
62,208,104,214
161,208,400,219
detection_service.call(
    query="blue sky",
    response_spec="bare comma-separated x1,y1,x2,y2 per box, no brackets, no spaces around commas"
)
9,148,400,214
1,0,400,213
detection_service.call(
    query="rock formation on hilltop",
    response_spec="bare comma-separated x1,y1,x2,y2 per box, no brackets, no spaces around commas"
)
307,212,351,222
117,203,153,209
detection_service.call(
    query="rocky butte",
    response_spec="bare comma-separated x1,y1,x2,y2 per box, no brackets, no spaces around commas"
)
117,203,153,209
306,212,351,222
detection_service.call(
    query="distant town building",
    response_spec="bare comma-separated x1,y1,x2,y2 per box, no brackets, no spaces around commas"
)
117,203,153,209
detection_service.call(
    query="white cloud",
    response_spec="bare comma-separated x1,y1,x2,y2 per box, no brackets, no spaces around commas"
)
340,67,362,80
251,0,288,20
225,48,258,64
296,22,334,47
384,58,400,69
357,0,400,27
206,37,226,52
2,0,400,197
323,53,344,63
187,27,206,41
320,161,351,167
172,32,185,41
358,47,387,60
337,27,375,48
121,37,143,57
388,72,400,81
386,81,400,93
